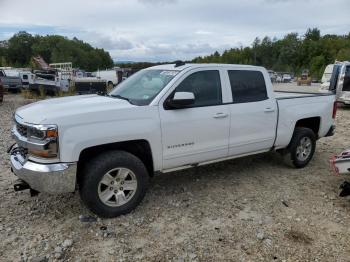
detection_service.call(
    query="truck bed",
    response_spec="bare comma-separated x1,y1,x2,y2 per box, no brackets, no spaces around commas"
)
273,90,336,150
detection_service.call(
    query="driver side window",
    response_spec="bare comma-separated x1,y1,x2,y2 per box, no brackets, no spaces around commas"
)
172,70,222,107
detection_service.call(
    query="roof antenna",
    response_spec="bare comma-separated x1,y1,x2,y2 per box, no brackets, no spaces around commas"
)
174,60,185,67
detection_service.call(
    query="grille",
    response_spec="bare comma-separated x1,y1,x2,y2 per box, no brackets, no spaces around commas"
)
16,123,28,137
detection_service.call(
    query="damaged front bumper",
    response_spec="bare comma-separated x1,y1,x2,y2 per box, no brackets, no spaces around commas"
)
10,146,77,194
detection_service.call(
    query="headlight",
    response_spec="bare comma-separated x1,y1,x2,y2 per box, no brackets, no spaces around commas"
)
27,125,58,140
27,124,59,158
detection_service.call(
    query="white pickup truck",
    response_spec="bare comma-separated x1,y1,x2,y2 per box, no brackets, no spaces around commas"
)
9,63,337,217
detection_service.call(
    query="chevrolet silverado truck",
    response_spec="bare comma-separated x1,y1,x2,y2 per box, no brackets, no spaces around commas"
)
9,63,337,217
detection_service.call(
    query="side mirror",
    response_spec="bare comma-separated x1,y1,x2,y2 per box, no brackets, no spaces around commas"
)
165,92,195,109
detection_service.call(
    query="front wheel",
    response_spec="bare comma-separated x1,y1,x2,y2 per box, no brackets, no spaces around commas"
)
288,127,316,168
79,151,149,217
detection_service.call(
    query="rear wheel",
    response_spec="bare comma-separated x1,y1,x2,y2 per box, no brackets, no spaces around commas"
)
288,127,316,168
79,151,149,217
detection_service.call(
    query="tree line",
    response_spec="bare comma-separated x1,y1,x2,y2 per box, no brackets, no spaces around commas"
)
1,29,349,78
193,28,350,79
0,31,114,71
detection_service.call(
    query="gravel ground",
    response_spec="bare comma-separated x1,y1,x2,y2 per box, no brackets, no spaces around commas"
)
1,87,350,262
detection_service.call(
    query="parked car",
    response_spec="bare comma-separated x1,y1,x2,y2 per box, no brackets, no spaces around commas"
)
276,74,282,83
282,73,292,83
0,78,4,103
331,61,350,105
0,69,22,92
9,63,337,217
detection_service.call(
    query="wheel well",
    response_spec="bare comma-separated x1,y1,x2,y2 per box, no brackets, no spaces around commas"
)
77,140,154,183
295,117,320,137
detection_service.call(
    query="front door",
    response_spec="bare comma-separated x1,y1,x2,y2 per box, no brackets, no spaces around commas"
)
159,69,230,170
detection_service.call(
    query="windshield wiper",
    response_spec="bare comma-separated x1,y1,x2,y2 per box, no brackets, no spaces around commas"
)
110,94,134,105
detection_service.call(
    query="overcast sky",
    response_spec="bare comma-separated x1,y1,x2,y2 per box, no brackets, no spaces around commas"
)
0,0,349,62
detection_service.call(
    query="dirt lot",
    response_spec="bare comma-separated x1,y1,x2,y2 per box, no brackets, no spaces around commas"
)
1,87,350,262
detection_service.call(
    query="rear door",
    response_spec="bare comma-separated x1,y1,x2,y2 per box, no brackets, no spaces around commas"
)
226,69,277,156
159,69,231,169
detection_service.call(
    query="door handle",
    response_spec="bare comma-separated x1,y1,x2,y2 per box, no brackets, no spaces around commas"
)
213,112,228,119
264,107,275,113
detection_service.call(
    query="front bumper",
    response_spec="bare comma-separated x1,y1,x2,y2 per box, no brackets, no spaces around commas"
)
4,84,22,90
10,149,77,194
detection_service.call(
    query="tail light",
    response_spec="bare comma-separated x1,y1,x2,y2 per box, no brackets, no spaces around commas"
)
332,101,338,119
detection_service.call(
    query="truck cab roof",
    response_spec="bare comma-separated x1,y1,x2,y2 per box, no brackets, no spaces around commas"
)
147,63,265,72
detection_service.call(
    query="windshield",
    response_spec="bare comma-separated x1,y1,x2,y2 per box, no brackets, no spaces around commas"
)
109,69,179,106
4,70,19,77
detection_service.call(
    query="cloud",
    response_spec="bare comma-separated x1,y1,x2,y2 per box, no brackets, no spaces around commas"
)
89,34,134,51
0,0,349,61
138,0,177,5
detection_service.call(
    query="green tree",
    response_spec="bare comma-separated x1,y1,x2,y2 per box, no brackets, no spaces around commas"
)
2,31,113,71
336,48,350,61
6,31,36,66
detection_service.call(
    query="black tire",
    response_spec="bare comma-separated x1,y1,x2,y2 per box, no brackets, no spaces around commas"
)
288,127,316,168
79,150,149,218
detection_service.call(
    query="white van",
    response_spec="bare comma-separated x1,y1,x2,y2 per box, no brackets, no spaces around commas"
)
93,69,121,89
334,62,350,105
320,64,335,91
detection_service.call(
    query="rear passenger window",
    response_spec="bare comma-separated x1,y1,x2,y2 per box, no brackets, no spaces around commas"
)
228,70,268,103
174,70,222,107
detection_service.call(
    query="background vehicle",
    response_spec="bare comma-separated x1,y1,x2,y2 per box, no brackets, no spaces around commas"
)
29,69,59,94
332,61,350,105
19,71,31,89
74,78,108,94
276,74,282,83
9,63,336,217
321,64,335,90
282,73,292,83
93,68,123,90
268,70,276,83
0,69,22,92
297,70,312,86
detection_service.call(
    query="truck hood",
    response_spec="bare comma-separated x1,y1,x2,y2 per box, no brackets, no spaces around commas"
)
16,94,134,124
